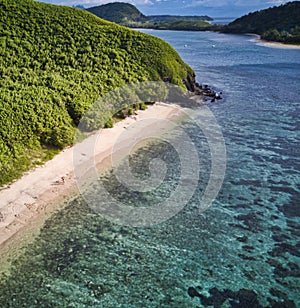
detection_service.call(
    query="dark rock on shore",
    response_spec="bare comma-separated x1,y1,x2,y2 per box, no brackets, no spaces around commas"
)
183,74,223,103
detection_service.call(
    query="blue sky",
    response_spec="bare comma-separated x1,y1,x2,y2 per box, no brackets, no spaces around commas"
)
38,0,292,17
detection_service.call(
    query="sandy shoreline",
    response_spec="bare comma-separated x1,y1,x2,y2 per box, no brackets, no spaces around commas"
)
246,33,300,49
0,102,183,271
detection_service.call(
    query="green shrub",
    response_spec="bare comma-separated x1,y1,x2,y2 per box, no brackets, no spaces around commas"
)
139,102,147,110
104,117,114,128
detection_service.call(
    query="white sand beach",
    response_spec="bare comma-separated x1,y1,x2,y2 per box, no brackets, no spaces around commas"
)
0,102,183,269
247,34,300,49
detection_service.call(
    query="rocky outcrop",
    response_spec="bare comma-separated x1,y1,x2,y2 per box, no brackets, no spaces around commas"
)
183,73,223,103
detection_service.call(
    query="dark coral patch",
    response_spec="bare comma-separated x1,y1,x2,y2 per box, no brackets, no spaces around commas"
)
188,287,264,307
187,287,201,299
187,286,297,308
279,204,300,218
269,243,300,258
272,261,300,280
235,213,263,232
236,235,248,243
242,245,255,252
271,299,296,308
278,193,300,218
238,253,256,261
269,287,288,299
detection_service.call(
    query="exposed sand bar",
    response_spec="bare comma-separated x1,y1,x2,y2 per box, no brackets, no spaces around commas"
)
0,102,183,270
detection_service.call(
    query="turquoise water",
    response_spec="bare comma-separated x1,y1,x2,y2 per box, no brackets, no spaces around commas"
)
1,31,299,307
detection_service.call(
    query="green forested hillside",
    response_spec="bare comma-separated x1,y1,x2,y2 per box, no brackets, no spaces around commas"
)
222,1,300,44
0,0,193,185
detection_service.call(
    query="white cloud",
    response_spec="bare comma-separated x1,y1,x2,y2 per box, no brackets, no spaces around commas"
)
266,0,289,3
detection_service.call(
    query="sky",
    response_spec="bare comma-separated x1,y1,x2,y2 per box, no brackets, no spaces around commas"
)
38,0,293,17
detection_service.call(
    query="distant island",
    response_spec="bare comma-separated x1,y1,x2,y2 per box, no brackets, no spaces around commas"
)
86,2,213,31
87,1,300,44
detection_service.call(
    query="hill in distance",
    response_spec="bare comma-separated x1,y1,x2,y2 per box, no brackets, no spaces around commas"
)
0,0,194,185
86,2,212,29
87,2,149,24
222,1,300,44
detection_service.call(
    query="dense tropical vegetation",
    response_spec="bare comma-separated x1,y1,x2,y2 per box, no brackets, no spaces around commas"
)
222,1,300,44
0,0,193,185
